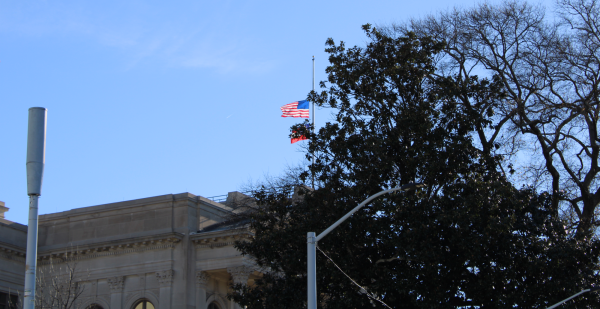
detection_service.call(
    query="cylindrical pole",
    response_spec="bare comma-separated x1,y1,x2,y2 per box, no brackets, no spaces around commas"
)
23,195,40,309
312,56,315,130
307,232,317,309
24,107,47,309
26,107,47,196
311,56,316,189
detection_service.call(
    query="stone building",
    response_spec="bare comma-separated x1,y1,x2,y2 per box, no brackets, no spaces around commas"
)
0,192,259,309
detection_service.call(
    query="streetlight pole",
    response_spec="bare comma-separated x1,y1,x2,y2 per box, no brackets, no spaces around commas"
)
307,183,425,309
24,107,47,309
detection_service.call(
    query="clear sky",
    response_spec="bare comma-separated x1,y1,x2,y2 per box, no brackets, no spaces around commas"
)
1,0,556,225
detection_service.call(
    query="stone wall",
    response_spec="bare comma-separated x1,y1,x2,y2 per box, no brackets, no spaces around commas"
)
0,202,27,298
0,192,256,309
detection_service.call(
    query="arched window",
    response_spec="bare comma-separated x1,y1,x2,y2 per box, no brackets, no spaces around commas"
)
207,302,221,309
85,305,104,309
133,299,155,309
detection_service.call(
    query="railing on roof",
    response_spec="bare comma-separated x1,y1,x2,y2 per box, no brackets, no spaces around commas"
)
206,190,255,203
205,186,302,203
205,194,228,203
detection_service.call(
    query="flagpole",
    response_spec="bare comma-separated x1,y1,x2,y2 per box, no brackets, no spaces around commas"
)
312,56,315,130
311,56,315,189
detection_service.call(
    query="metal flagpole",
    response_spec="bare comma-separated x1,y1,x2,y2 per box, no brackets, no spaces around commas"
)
311,56,315,188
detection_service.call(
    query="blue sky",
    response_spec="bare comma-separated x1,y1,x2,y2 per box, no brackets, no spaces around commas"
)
1,0,555,225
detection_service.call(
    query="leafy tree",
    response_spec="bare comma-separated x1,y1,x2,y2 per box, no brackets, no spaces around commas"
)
230,25,600,308
390,0,600,238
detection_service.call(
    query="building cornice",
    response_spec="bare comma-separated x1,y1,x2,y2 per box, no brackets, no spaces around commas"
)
39,193,233,223
0,240,26,262
37,232,184,264
0,218,28,232
190,229,252,249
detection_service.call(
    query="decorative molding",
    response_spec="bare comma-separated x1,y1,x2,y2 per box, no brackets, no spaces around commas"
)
0,252,26,263
37,233,183,265
191,233,251,249
0,242,26,262
156,270,174,287
195,240,237,249
196,271,210,287
107,276,124,293
227,266,254,285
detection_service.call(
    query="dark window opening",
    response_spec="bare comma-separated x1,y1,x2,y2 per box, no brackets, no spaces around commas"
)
0,292,19,309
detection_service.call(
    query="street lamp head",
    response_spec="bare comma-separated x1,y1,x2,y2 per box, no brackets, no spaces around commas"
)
399,183,426,192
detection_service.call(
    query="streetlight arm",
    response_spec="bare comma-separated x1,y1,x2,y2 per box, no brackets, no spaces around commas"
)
315,183,424,242
546,287,600,309
307,182,424,309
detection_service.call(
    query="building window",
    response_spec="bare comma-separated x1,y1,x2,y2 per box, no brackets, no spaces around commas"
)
133,299,155,309
207,302,221,309
86,304,104,309
0,292,18,309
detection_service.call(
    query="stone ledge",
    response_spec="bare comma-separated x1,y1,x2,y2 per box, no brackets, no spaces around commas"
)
0,218,28,232
37,232,184,263
39,194,178,221
0,252,25,263
0,240,26,259
39,193,234,223
190,229,252,249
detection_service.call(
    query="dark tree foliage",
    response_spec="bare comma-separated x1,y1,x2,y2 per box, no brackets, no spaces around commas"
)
230,26,600,308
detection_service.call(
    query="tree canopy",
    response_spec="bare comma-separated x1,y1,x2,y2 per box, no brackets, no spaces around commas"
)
390,0,600,238
229,1,600,308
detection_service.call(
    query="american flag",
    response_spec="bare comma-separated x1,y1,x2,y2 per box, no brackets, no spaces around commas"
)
281,100,309,118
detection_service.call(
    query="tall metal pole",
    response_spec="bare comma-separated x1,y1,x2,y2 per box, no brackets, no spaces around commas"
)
311,56,315,189
307,183,424,308
24,107,47,309
307,232,317,309
308,57,318,308
312,55,315,130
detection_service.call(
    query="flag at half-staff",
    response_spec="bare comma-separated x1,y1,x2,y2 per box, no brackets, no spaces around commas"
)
291,122,312,144
281,100,309,118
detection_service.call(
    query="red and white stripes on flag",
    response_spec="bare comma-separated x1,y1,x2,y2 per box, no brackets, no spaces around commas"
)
281,100,309,118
